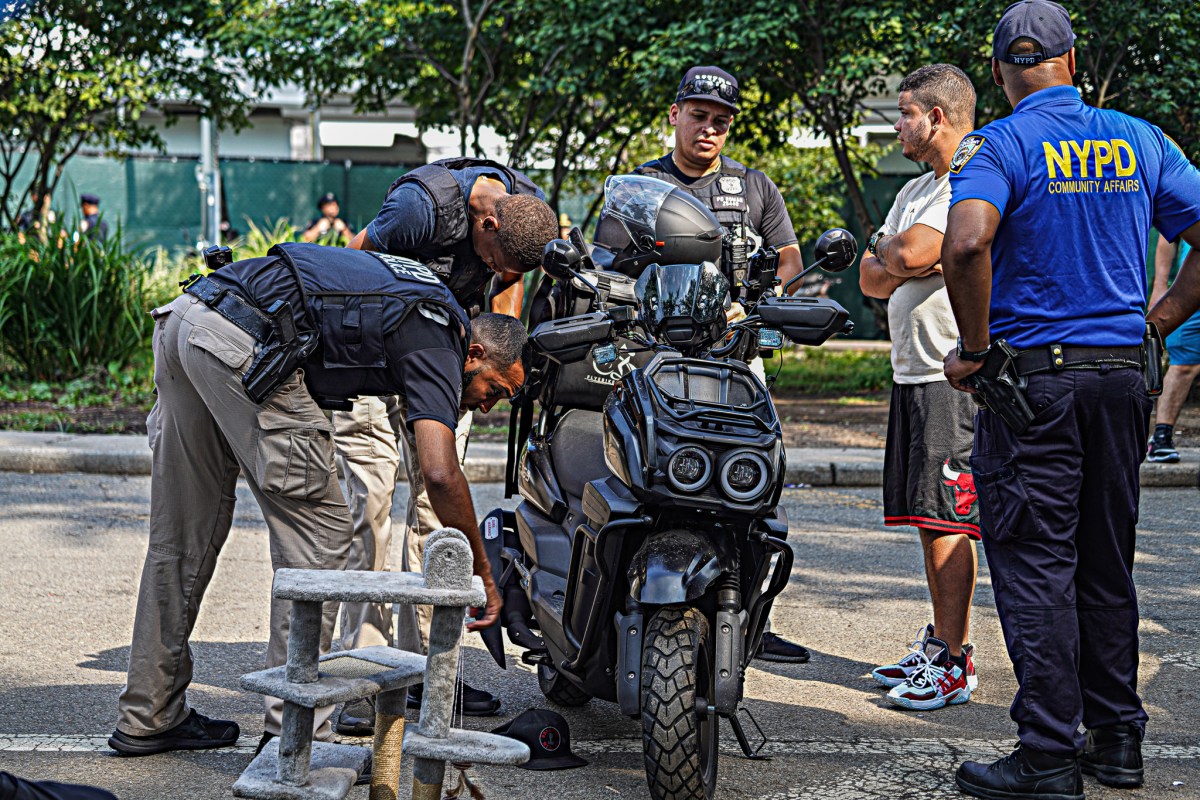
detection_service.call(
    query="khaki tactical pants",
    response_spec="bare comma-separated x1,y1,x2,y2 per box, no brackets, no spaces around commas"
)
334,396,472,653
115,295,354,739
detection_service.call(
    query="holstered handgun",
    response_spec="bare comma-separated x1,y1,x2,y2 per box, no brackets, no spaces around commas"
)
1143,323,1164,396
241,301,317,404
965,339,1036,435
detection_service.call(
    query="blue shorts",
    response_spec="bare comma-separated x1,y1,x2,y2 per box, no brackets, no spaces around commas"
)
1166,309,1200,365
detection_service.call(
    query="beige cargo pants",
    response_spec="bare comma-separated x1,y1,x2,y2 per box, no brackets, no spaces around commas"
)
334,396,471,654
115,294,354,740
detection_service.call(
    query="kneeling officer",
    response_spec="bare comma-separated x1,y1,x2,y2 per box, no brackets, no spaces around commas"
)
109,242,525,755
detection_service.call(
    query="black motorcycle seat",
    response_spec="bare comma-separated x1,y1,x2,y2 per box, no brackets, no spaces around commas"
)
549,409,609,500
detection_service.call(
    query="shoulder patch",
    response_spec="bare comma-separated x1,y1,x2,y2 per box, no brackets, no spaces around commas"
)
949,135,986,174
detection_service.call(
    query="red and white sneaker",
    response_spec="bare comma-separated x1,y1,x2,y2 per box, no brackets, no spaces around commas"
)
871,624,978,692
871,624,935,688
962,642,978,692
885,636,972,710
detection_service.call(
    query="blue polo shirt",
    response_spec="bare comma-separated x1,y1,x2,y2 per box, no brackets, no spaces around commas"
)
949,84,1200,348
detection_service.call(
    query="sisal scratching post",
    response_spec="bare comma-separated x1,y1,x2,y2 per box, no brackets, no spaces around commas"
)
369,688,407,800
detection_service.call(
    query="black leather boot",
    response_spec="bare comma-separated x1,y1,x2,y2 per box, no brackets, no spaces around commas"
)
956,745,1083,800
1082,724,1144,788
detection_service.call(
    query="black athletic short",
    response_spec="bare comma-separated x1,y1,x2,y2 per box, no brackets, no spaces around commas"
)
883,380,981,539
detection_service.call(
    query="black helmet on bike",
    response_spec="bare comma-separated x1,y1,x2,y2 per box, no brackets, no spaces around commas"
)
593,175,723,277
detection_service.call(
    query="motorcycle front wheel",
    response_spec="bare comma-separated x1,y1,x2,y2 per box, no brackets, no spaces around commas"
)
641,605,718,800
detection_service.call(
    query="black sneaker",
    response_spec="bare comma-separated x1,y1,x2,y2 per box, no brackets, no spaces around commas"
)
754,632,811,663
1147,434,1180,463
108,709,239,756
956,745,1083,800
1083,723,1144,788
334,697,375,737
407,680,501,716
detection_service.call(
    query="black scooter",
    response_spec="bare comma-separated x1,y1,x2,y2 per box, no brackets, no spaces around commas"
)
480,180,857,800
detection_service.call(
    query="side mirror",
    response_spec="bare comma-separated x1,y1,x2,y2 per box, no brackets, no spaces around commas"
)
814,228,857,273
541,238,582,282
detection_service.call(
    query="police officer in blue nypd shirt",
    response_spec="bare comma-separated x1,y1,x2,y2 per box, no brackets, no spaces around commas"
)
940,2,1200,798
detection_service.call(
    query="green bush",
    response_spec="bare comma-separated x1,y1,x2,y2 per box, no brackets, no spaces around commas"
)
0,222,152,380
768,347,893,395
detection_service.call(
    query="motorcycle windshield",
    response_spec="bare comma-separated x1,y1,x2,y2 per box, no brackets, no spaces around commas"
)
603,175,674,230
639,262,728,325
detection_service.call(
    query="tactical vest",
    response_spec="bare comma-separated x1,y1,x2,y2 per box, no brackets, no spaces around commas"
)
269,242,470,401
634,155,757,232
384,157,543,315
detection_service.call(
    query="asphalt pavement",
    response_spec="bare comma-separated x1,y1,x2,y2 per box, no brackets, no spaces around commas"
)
0,470,1198,800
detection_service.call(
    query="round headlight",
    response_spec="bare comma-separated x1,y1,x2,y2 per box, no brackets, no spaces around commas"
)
667,446,712,492
719,450,772,502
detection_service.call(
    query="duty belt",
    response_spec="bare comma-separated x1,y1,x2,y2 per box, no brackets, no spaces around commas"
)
1013,344,1143,377
181,274,274,343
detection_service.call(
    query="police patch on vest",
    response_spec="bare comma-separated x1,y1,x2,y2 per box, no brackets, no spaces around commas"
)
950,136,986,174
372,252,441,284
714,194,747,211
718,176,744,195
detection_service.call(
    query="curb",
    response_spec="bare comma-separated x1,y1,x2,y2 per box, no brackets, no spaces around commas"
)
0,434,1195,488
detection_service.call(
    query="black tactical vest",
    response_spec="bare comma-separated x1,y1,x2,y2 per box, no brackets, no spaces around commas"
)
634,155,757,231
270,242,469,401
384,157,543,315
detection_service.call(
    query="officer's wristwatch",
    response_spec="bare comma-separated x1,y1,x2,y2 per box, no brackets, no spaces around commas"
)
867,231,884,256
956,337,991,362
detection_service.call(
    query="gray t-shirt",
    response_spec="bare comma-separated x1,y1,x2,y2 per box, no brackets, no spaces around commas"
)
881,171,959,384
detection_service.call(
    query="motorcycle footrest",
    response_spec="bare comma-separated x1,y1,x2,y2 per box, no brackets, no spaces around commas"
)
520,649,553,666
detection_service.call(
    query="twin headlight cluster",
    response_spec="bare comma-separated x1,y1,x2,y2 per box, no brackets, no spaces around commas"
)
665,445,773,502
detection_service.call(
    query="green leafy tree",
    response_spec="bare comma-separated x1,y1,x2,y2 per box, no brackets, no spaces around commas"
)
902,0,1200,159
0,0,252,230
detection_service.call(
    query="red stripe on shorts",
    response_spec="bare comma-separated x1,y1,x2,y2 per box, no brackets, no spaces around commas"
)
885,515,981,540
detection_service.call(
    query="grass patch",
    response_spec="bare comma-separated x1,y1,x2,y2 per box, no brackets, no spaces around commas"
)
766,348,892,396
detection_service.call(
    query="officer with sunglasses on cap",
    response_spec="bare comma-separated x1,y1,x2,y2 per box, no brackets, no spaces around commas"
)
635,66,811,665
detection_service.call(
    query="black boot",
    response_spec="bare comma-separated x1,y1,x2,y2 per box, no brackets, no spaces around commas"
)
1082,724,1143,788
956,745,1083,800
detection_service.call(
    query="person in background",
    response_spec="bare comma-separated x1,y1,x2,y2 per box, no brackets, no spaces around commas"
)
1146,234,1198,463
859,63,981,712
302,192,354,244
78,193,107,244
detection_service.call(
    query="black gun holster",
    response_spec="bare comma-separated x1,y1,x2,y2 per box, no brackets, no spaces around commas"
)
965,339,1036,435
181,274,316,404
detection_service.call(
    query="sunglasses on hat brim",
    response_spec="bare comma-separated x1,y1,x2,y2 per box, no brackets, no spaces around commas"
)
677,78,739,106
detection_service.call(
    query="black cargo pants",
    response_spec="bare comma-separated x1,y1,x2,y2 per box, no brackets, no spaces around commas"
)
970,365,1151,757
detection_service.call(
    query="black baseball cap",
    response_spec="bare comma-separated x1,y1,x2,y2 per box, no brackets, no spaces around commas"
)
675,66,740,113
317,192,338,208
491,709,588,770
993,0,1076,64
80,193,100,205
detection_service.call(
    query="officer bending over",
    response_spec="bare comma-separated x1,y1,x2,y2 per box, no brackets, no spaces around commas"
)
335,159,556,730
108,242,527,756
